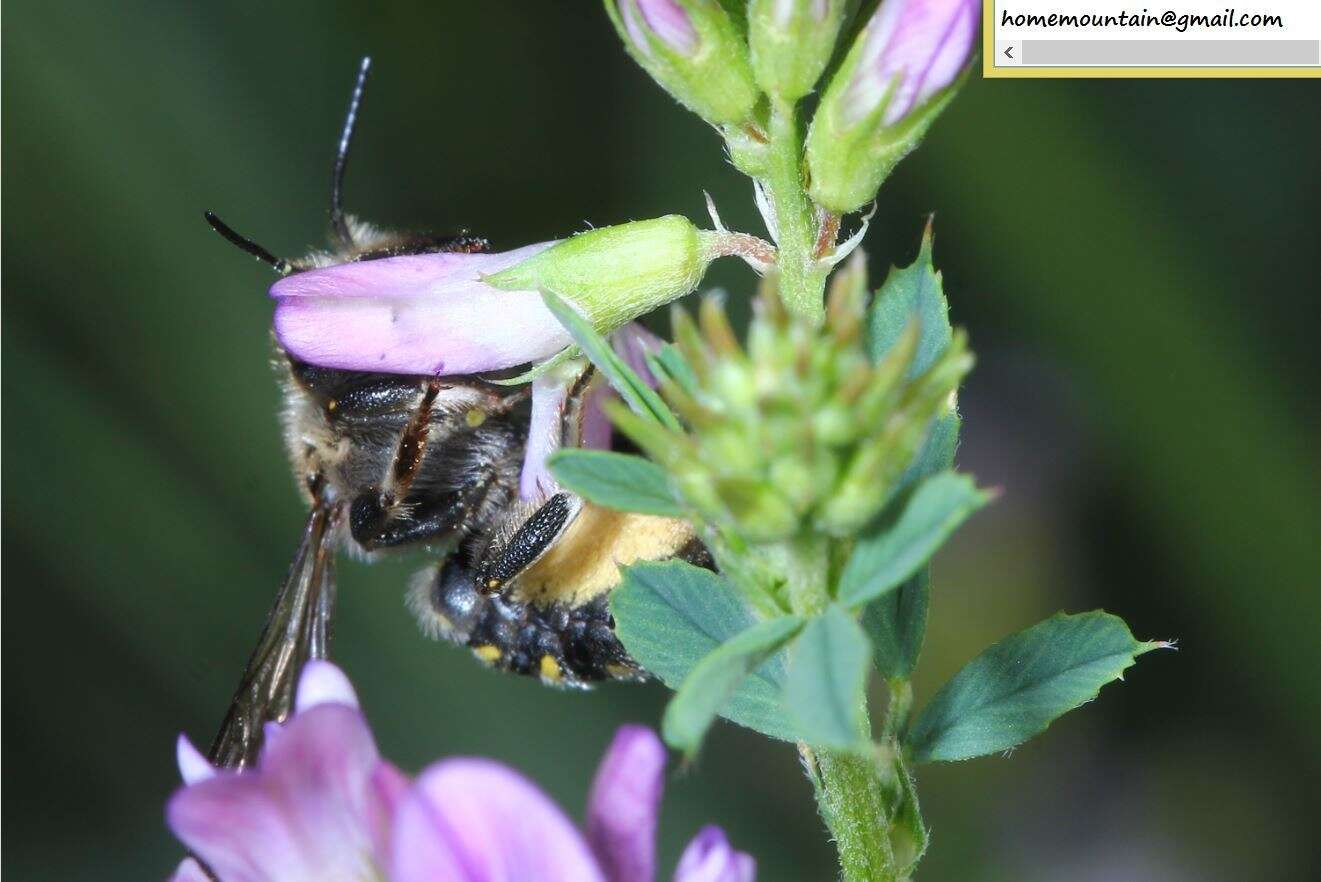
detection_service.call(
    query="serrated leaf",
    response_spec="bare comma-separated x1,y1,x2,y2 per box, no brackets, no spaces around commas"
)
784,605,873,750
868,224,950,378
663,615,803,756
839,471,988,608
611,560,799,741
542,291,680,430
896,411,960,495
548,449,682,517
908,611,1164,763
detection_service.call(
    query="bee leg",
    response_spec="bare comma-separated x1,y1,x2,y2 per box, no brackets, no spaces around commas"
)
476,493,576,595
349,379,443,549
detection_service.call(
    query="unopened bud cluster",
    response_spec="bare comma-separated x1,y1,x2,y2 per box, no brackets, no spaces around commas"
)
613,262,971,542
607,0,979,219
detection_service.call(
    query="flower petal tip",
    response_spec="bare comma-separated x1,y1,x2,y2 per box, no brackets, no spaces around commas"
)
295,659,360,712
674,826,756,882
175,734,216,785
167,858,212,882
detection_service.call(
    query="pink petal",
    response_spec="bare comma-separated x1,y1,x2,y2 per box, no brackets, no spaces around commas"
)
176,734,216,785
638,0,698,55
521,372,572,501
673,826,756,882
391,758,607,882
621,0,698,57
168,858,213,882
295,660,359,713
843,0,977,126
367,761,411,868
271,242,571,375
167,704,383,882
585,726,667,882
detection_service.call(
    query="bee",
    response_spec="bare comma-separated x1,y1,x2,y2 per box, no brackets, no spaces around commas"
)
205,59,707,769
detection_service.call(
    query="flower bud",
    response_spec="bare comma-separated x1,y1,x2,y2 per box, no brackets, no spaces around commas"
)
806,0,978,213
748,0,848,101
606,0,759,126
612,264,971,544
486,216,713,334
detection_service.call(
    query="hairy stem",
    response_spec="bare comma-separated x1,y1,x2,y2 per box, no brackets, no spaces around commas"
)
764,98,827,324
813,749,899,882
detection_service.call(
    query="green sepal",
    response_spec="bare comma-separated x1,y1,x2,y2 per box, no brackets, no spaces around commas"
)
539,290,681,430
603,0,759,126
747,0,848,101
489,217,708,337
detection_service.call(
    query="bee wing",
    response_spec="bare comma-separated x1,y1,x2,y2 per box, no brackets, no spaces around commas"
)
207,501,341,769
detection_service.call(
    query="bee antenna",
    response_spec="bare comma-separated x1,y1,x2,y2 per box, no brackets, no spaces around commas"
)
330,56,372,248
204,211,292,275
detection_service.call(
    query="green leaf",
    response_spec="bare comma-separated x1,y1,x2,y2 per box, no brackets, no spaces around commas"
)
541,291,680,430
784,604,873,750
868,223,951,378
862,570,929,679
863,411,960,678
838,471,989,608
548,449,682,517
908,611,1165,763
662,615,803,756
611,560,799,741
896,411,960,495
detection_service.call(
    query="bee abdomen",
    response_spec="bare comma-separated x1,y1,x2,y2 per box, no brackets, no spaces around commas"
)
410,560,642,688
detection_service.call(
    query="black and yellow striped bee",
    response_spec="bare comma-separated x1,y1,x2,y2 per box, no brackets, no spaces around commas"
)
205,60,705,769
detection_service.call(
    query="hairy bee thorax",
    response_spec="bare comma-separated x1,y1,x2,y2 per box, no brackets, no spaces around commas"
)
279,336,705,688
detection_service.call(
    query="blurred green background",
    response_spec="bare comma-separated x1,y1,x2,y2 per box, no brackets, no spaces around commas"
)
4,2,1320,880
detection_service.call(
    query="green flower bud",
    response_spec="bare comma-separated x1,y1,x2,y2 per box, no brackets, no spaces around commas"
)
605,0,760,126
633,263,972,544
806,0,978,212
487,216,711,334
748,0,848,101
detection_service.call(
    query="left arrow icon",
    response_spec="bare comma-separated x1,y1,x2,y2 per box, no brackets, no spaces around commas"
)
1003,45,1015,59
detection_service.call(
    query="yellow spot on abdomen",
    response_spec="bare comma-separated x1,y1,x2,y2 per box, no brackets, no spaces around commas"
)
539,655,563,682
473,645,501,664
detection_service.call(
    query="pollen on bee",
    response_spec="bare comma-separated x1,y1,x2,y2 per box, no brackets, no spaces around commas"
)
472,645,502,664
326,398,338,412
465,408,487,428
539,655,563,682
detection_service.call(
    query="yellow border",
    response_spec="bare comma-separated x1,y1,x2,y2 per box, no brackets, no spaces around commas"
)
981,0,1321,77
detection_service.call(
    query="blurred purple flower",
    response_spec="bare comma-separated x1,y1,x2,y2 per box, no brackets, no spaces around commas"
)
842,0,978,126
617,0,699,58
166,662,754,882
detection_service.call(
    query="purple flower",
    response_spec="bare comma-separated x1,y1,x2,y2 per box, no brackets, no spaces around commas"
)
618,0,699,58
270,242,563,376
841,0,978,126
167,661,755,882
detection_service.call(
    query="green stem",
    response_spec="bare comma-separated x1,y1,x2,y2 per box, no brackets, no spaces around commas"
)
764,98,827,324
781,537,901,881
813,749,900,882
781,534,831,617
